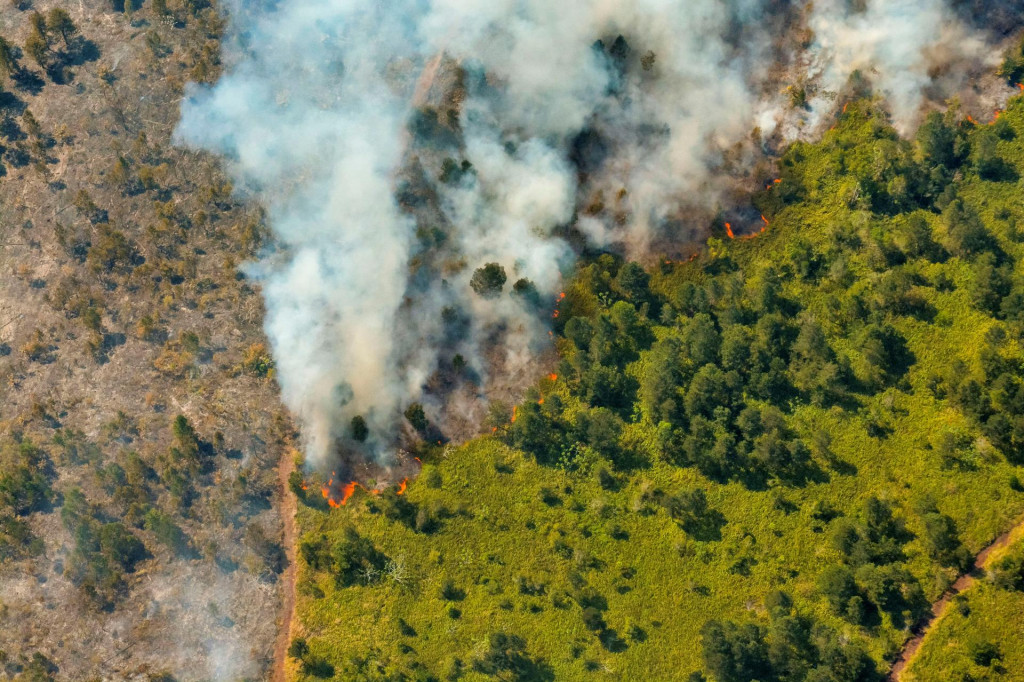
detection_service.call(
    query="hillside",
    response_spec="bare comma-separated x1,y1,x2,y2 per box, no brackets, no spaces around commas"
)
286,95,1024,681
0,1,288,679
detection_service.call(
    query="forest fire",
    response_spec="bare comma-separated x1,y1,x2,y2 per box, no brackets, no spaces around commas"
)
305,471,412,508
725,222,736,239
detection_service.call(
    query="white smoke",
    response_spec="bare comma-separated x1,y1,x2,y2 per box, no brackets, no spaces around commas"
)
175,0,1006,469
805,0,996,132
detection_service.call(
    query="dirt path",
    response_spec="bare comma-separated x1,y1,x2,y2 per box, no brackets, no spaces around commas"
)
888,518,1024,680
272,450,299,682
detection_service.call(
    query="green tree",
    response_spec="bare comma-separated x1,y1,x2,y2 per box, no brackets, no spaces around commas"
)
24,31,49,69
350,415,369,442
404,403,427,433
470,263,507,299
45,8,78,47
0,37,18,78
701,620,770,682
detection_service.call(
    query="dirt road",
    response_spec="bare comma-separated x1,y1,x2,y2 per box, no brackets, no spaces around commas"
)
888,518,1024,680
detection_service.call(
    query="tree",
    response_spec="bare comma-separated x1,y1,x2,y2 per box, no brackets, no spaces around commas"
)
0,440,54,515
969,253,1011,315
614,261,651,305
350,415,368,442
404,403,427,433
24,31,49,69
470,263,507,299
171,415,200,459
639,337,683,424
684,364,739,420
817,565,861,621
99,522,147,571
682,313,720,369
916,110,965,171
287,637,309,659
920,511,970,569
0,37,18,78
701,620,770,682
472,632,546,680
45,8,78,47
144,508,190,556
943,199,998,259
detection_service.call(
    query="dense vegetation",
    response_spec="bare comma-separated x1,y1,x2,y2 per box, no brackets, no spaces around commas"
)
290,92,1024,681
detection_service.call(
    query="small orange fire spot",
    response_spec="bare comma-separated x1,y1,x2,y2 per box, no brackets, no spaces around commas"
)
321,487,329,499
993,110,1001,122
760,214,770,226
552,310,559,318
774,178,781,184
842,103,848,114
537,397,545,405
340,481,358,505
492,426,498,433
301,482,309,491
725,222,735,239
327,498,340,508
967,114,976,124
548,373,558,382
1018,83,1024,92
397,478,408,495
511,405,517,423
414,456,421,463
558,292,566,300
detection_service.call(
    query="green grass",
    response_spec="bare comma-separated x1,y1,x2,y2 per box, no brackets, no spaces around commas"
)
290,95,1024,681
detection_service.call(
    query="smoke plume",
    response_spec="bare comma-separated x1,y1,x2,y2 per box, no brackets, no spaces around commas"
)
176,0,1013,470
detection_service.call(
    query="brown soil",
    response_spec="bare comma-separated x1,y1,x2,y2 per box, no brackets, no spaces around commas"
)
888,519,1024,680
272,450,299,682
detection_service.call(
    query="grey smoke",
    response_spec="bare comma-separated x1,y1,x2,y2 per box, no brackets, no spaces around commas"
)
175,0,1010,469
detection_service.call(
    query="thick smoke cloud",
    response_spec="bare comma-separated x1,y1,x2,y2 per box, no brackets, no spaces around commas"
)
176,0,1007,469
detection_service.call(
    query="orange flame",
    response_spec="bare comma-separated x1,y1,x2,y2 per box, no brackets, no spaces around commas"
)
967,114,976,124
511,405,517,423
558,292,566,300
339,481,358,505
760,214,770,226
397,478,408,495
1018,83,1024,92
725,222,735,239
842,103,848,113
537,397,545,405
548,373,558,381
321,487,329,498
327,498,340,508
552,310,559,318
